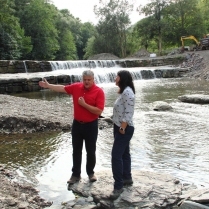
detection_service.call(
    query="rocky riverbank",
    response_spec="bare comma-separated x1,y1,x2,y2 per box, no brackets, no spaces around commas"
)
1,50,209,208
0,164,53,209
0,94,73,134
178,50,209,79
1,163,209,209
1,93,209,208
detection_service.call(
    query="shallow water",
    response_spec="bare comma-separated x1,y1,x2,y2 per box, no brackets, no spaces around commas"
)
1,77,209,207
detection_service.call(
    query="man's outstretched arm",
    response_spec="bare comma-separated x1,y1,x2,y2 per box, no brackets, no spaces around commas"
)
39,78,66,93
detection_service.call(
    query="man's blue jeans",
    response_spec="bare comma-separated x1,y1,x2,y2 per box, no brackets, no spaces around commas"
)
71,119,98,177
112,124,134,190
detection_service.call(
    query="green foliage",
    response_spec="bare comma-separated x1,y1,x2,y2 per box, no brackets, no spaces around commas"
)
198,0,209,33
138,0,169,55
55,11,77,60
133,0,207,53
163,0,205,45
58,10,96,60
93,0,133,58
0,0,32,60
126,29,141,56
0,24,19,60
78,22,97,59
133,17,156,48
0,0,96,60
18,0,59,60
83,36,96,59
1,0,209,60
93,20,121,56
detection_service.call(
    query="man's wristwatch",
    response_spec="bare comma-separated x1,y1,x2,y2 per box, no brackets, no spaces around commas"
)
119,127,125,132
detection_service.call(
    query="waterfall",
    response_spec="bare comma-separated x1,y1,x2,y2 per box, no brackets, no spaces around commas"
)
23,61,28,73
50,67,161,85
43,60,180,85
49,60,119,71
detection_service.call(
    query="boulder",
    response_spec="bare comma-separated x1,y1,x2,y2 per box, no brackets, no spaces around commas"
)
178,94,209,104
153,101,173,111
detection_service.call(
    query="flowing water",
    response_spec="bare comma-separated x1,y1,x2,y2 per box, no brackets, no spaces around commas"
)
1,70,209,208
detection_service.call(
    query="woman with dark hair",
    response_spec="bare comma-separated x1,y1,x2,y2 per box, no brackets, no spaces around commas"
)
110,70,135,200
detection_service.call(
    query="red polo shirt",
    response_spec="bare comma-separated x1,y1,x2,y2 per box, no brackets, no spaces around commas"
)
64,82,105,122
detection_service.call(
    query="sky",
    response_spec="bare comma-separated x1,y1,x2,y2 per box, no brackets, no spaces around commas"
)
51,0,147,25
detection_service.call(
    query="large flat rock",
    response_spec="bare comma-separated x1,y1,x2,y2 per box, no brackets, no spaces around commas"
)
64,170,209,208
68,170,182,209
178,94,209,104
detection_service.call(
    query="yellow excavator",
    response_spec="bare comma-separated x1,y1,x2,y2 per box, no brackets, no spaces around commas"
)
180,35,200,51
181,35,209,51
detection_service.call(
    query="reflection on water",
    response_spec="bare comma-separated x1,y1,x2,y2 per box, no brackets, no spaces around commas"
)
0,132,64,182
1,77,209,207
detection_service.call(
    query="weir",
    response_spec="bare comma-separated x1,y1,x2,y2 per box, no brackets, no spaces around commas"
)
56,67,157,84
49,60,118,70
0,56,187,94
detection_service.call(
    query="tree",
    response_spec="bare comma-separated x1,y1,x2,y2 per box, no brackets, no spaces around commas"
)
55,11,77,60
0,0,32,60
83,36,96,59
198,0,209,34
132,16,157,52
138,0,169,55
58,9,95,60
93,19,121,56
18,0,59,60
163,0,205,44
78,22,97,59
94,0,133,58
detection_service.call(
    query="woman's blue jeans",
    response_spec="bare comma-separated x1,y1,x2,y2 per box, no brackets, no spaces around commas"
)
112,124,134,190
71,119,98,177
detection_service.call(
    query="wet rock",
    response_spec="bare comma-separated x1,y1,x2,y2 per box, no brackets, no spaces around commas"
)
63,171,209,208
179,201,209,209
18,202,29,208
178,94,209,104
61,197,97,209
153,101,173,111
0,164,53,209
99,117,113,124
68,170,182,209
6,198,17,206
179,188,209,203
163,68,180,78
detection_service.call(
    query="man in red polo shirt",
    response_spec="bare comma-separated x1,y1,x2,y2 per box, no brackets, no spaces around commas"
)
39,70,105,184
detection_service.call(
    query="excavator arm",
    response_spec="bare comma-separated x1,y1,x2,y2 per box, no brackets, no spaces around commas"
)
180,35,201,51
181,35,200,47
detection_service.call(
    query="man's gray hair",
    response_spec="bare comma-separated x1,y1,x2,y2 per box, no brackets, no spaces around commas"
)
82,70,94,77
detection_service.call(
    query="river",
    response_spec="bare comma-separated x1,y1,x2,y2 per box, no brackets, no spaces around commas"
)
0,76,209,208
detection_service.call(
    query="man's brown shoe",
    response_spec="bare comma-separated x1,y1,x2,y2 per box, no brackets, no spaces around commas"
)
89,174,97,182
67,175,81,185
